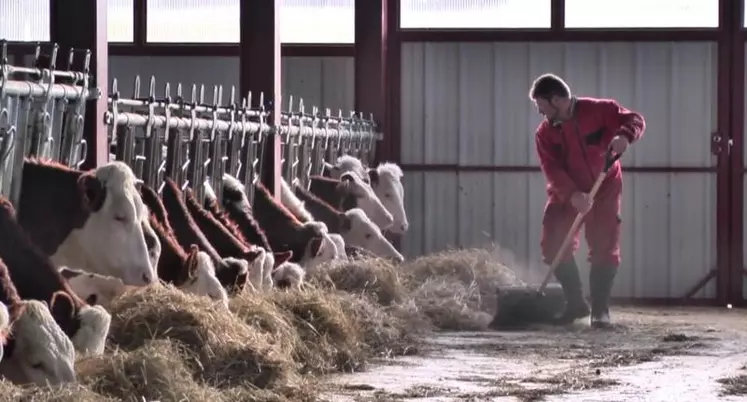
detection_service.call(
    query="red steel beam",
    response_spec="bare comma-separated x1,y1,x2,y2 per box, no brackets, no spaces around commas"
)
397,30,720,42
398,165,718,174
49,0,109,170
240,0,282,198
727,0,745,305
108,43,354,57
354,0,388,164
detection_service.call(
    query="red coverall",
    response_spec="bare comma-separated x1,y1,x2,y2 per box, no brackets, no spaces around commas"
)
535,97,645,267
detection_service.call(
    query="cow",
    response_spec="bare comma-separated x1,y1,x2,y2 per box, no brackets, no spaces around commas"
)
182,187,265,293
148,217,229,307
0,197,111,356
0,259,75,386
294,185,404,263
367,162,409,235
278,178,341,268
226,178,329,272
59,267,131,308
18,158,156,287
309,172,394,231
150,179,251,295
323,155,368,182
325,155,409,235
216,175,301,290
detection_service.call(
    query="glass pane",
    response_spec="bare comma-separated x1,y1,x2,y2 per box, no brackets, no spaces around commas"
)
147,0,240,43
109,0,134,42
0,0,49,42
281,0,354,43
565,0,718,28
399,0,551,29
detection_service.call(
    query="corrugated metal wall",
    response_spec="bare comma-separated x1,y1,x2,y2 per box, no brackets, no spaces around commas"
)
400,42,718,299
109,56,355,112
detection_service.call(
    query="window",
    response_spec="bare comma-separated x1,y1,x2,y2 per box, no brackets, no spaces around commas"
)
146,0,354,44
565,0,718,28
109,0,134,42
282,0,353,44
0,0,50,42
146,0,239,43
399,0,551,29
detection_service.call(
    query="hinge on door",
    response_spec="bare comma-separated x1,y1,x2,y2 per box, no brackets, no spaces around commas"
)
711,132,724,155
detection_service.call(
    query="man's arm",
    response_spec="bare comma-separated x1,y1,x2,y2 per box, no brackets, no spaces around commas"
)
599,99,646,144
535,127,578,203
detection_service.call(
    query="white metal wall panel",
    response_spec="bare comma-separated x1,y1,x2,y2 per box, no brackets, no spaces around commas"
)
109,56,354,111
400,42,718,299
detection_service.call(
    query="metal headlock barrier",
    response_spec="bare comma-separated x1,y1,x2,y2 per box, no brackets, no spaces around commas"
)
0,40,101,207
106,75,382,205
0,40,382,209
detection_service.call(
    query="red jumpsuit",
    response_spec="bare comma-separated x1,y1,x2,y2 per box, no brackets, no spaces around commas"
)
535,97,645,268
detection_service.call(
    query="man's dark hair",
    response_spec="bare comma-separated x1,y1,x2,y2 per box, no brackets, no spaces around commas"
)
529,73,571,101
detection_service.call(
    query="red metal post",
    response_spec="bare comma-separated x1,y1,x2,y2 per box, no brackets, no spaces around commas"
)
49,0,109,170
727,0,746,305
354,0,388,163
384,0,401,166
239,0,281,197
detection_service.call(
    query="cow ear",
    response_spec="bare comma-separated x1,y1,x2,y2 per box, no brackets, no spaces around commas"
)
59,267,82,280
367,169,379,185
273,250,293,267
339,213,352,232
77,173,106,212
244,248,263,262
185,245,200,278
309,236,324,257
50,291,77,317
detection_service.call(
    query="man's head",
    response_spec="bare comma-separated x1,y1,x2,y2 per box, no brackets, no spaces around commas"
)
529,73,573,122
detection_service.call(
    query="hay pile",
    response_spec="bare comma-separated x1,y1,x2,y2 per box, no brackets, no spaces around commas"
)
0,247,520,401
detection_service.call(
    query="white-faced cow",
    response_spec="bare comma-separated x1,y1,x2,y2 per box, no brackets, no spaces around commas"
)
0,259,76,386
309,172,394,231
325,155,409,235
146,179,253,295
0,196,111,356
293,185,404,263
59,267,133,308
18,158,156,287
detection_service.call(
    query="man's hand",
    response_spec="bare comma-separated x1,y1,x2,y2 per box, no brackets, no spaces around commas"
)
609,135,629,155
570,191,593,215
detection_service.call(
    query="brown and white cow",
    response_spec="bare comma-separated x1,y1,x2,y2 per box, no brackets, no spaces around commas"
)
294,184,403,263
183,187,265,293
18,158,156,287
147,219,229,308
325,155,409,235
225,178,327,266
0,197,111,356
217,175,301,290
0,258,76,386
157,179,253,295
309,172,394,232
278,178,340,268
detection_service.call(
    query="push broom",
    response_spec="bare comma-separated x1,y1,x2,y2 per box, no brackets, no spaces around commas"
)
489,147,622,329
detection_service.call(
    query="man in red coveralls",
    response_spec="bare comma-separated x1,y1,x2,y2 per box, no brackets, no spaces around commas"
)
529,73,645,328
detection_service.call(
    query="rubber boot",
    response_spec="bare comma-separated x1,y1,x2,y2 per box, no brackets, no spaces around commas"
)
589,265,618,329
552,260,590,325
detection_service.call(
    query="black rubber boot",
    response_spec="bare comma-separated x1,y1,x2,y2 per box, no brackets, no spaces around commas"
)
589,265,618,329
552,260,590,325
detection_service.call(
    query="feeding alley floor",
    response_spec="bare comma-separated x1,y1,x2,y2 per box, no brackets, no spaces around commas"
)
321,306,747,402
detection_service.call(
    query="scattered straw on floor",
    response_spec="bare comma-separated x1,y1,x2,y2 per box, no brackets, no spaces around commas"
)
0,247,525,401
